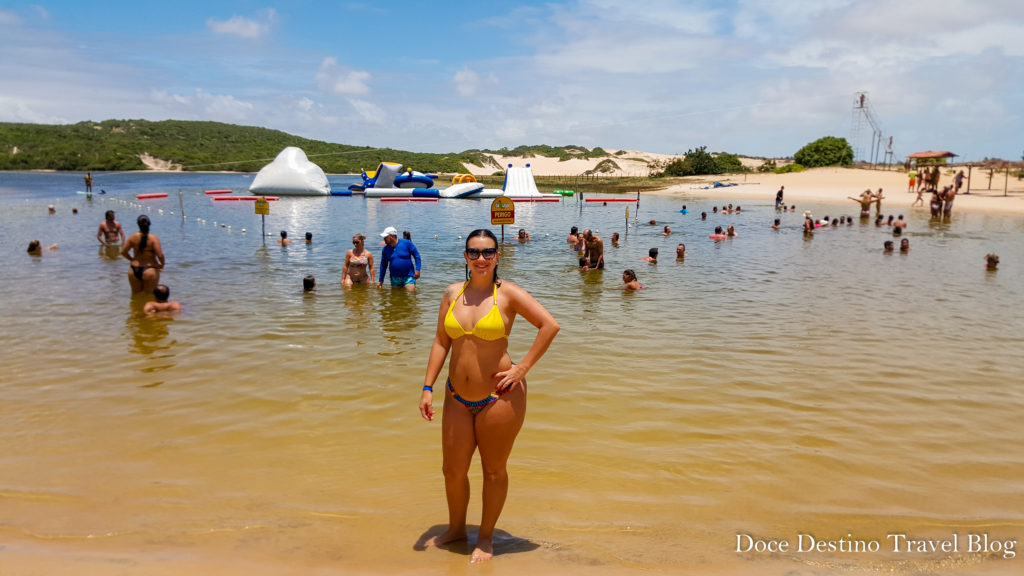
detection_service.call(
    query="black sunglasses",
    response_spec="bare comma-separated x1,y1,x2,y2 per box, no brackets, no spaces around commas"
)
466,248,498,260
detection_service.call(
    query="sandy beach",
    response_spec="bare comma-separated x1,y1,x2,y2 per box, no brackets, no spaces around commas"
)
657,168,1024,216
465,152,1024,215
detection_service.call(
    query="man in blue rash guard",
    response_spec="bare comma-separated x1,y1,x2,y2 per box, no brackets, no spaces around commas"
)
377,226,421,291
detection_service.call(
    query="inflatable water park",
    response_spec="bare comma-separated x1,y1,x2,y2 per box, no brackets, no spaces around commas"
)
245,146,561,200
344,161,560,200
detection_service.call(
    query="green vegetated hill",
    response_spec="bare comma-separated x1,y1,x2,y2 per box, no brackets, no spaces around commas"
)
0,120,494,173
470,144,610,161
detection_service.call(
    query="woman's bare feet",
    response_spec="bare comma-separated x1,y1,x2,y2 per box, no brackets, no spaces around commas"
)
425,527,467,548
470,536,493,563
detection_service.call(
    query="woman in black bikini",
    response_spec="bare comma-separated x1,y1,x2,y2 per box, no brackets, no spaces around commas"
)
121,215,165,295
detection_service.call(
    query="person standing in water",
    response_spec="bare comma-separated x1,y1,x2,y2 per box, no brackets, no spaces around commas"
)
342,233,375,286
121,215,165,295
848,191,873,217
420,229,559,563
84,172,93,193
378,226,421,291
97,210,125,246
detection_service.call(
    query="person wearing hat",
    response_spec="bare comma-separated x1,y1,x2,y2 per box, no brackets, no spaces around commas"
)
377,225,421,291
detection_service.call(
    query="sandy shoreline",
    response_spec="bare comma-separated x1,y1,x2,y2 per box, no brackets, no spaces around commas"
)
643,168,1024,216
458,152,1024,216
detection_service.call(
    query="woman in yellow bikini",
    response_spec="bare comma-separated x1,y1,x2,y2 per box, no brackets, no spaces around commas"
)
341,233,374,286
420,229,559,563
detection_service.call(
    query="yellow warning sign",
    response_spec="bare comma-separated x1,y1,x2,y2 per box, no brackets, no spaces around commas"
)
490,196,514,225
254,197,270,215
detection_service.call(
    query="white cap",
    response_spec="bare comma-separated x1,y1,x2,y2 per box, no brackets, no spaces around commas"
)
379,226,398,237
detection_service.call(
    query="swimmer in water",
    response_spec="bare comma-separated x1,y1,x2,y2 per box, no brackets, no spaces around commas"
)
622,269,643,290
143,284,181,315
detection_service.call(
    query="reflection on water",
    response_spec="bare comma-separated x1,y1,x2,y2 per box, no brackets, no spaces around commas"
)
377,288,422,355
1,172,1023,575
98,243,122,260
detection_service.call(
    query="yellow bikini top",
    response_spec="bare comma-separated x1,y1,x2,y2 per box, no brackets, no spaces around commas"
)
444,282,508,341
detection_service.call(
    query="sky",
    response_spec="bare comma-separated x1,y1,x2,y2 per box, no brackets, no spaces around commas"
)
1,0,1022,161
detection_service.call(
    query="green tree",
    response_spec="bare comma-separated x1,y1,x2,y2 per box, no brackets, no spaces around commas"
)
654,146,721,177
712,152,747,173
793,136,854,168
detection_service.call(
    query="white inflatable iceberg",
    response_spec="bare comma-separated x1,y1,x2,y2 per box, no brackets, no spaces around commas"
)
249,147,330,196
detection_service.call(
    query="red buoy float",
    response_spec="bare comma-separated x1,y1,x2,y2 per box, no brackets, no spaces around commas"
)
204,189,232,195
137,193,168,199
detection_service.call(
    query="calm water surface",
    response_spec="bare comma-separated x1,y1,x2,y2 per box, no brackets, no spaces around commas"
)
1,172,1022,575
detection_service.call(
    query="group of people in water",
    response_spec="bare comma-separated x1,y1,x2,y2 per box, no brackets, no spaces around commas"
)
908,166,964,218
101,210,179,314
299,227,422,292
32,207,176,314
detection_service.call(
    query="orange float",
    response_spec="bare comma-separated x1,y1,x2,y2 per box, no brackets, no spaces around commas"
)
451,174,477,184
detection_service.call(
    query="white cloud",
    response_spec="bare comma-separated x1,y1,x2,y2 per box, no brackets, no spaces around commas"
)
148,89,255,122
348,99,385,124
453,67,498,97
0,9,21,24
195,90,254,121
30,5,50,22
581,0,723,35
151,90,191,106
528,1,736,74
0,96,65,123
207,8,277,39
316,57,371,95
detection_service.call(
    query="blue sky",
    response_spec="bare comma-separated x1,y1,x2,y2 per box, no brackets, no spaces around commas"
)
2,1,1022,161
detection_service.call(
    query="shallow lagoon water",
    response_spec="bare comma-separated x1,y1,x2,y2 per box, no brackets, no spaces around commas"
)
1,171,1022,575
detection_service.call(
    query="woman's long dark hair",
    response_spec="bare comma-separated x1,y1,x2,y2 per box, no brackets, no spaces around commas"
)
137,215,150,252
464,229,500,285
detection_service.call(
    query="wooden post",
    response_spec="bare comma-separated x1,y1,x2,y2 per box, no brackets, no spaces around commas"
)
966,166,972,194
1005,168,1009,197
